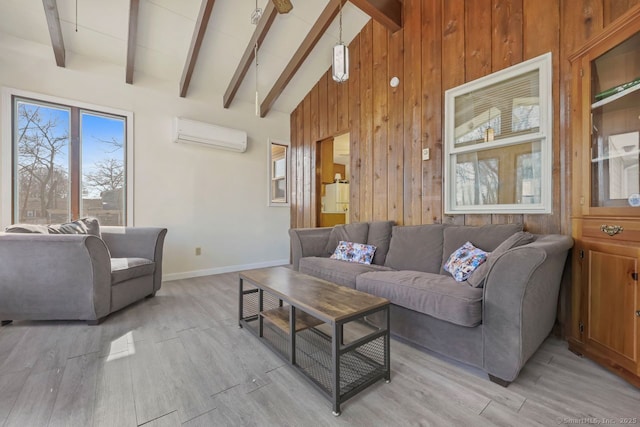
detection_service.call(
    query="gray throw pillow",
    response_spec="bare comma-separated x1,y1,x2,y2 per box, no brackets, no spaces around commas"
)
367,220,394,265
325,222,369,254
5,224,50,234
80,217,101,238
384,224,446,273
47,217,101,238
467,231,535,288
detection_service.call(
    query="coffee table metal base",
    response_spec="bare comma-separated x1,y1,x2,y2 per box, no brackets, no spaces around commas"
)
239,276,390,415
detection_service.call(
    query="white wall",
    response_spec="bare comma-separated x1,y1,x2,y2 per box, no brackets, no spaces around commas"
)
0,35,291,279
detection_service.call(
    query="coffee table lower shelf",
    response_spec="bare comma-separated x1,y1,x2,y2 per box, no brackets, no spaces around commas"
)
244,315,388,405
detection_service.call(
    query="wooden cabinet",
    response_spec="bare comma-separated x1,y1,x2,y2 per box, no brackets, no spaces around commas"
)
569,6,640,387
572,229,640,377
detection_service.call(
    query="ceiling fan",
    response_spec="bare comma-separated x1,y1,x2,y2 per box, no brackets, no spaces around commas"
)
271,0,293,14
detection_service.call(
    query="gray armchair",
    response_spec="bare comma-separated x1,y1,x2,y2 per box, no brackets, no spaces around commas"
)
0,226,167,325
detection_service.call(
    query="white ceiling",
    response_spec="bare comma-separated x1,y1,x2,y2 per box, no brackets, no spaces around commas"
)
0,0,369,115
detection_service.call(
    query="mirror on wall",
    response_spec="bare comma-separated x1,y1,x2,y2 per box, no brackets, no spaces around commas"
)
268,139,289,206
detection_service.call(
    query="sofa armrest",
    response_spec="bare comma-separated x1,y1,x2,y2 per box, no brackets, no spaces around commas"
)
101,227,168,292
0,233,112,321
482,235,573,382
289,227,333,271
101,227,167,260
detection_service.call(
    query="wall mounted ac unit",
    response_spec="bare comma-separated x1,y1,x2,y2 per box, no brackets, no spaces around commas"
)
173,117,247,153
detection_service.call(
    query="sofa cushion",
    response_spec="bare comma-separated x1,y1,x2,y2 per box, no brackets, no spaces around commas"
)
5,224,50,234
111,257,155,285
299,256,393,289
356,270,484,327
467,231,536,288
384,224,446,273
444,241,489,282
440,224,523,274
367,221,394,265
330,241,377,264
325,223,370,254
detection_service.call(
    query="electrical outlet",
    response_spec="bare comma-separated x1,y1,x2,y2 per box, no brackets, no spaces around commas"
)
422,148,430,160
195,247,201,256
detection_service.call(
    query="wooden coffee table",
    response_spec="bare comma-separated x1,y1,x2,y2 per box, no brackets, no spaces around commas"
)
238,267,390,415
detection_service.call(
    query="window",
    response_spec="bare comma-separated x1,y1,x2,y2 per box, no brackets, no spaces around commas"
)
268,139,289,206
444,53,552,214
1,89,133,226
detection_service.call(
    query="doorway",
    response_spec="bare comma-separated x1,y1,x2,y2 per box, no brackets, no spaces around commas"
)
316,133,350,227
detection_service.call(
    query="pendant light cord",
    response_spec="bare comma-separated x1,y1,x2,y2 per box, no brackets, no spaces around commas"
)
75,0,78,32
339,2,343,43
253,0,260,116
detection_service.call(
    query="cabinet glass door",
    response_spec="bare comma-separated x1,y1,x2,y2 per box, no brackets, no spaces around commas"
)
590,31,640,208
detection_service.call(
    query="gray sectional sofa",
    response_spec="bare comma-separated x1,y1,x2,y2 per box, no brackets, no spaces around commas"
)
0,225,167,324
290,221,573,385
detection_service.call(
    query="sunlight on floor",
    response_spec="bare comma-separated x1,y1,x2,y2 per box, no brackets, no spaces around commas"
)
106,331,136,361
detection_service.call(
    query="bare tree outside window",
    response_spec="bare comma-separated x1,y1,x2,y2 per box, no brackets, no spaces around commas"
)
84,157,124,194
13,98,127,226
81,112,126,225
455,158,499,206
15,101,70,224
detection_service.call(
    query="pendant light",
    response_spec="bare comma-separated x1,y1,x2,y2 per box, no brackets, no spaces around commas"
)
332,3,349,83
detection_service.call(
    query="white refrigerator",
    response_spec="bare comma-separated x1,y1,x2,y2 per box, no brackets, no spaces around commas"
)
323,183,349,214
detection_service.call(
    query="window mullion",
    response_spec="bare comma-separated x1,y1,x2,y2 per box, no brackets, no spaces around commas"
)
450,133,546,155
70,107,80,220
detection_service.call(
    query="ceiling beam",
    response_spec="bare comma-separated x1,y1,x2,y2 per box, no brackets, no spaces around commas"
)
179,0,216,98
260,0,345,117
125,0,140,84
223,2,278,109
350,0,402,33
42,0,65,67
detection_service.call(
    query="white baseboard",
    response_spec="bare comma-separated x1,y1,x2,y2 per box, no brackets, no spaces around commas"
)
162,259,289,282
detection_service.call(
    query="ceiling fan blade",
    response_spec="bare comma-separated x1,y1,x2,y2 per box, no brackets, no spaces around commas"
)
272,0,293,14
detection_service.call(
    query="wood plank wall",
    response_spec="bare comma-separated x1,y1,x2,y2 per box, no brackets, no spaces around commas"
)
289,0,640,232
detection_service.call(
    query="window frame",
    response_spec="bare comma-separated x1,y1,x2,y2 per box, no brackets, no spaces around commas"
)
1,87,134,228
443,52,553,214
268,138,289,207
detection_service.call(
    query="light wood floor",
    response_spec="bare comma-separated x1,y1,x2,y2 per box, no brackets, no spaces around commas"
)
0,271,638,427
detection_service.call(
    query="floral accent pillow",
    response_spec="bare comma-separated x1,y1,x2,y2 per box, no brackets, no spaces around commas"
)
444,241,489,282
330,241,377,265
